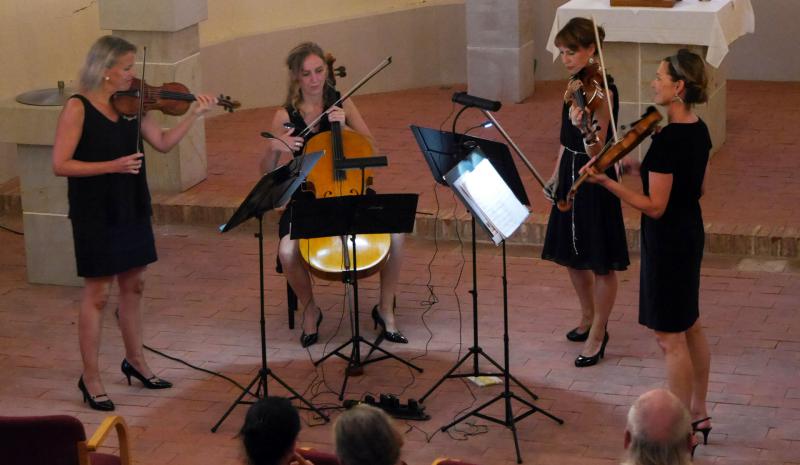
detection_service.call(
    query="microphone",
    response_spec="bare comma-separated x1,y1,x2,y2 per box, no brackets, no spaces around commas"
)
451,91,502,112
261,131,296,153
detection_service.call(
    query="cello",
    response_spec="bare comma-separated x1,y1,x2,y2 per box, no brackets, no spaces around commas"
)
297,55,394,280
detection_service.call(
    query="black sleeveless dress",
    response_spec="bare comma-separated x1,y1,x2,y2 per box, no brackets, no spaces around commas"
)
68,95,157,278
277,104,332,239
541,77,629,275
639,120,711,332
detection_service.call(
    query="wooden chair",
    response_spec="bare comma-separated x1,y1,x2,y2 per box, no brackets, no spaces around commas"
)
0,414,131,465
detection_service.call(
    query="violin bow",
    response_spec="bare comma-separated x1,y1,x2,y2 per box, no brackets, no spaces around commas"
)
298,56,393,138
135,46,147,153
591,16,619,145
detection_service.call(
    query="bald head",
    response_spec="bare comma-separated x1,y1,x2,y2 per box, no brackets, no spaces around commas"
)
623,389,693,465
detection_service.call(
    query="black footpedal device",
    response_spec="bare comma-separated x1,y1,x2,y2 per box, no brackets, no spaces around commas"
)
343,394,430,421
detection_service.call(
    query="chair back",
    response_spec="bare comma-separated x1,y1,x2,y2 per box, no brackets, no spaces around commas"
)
0,415,86,465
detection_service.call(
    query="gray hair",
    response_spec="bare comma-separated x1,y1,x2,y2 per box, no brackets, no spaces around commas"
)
78,35,137,92
334,405,403,465
622,389,693,465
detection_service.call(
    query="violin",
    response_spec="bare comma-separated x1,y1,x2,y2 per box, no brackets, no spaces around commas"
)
298,54,393,281
556,106,663,212
564,60,608,138
111,77,240,116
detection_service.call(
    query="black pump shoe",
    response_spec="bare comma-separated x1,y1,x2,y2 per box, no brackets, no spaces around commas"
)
300,311,323,348
372,305,408,344
574,332,609,367
692,417,712,445
78,376,115,411
566,326,591,342
121,359,172,389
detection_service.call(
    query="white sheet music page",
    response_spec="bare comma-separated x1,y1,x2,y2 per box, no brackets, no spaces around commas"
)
453,158,529,243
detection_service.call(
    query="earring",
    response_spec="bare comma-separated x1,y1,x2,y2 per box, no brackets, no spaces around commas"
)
104,76,110,81
588,57,595,65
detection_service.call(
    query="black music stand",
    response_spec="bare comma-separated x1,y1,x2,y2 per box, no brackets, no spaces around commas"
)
411,125,536,397
211,151,329,432
411,126,563,463
290,193,423,400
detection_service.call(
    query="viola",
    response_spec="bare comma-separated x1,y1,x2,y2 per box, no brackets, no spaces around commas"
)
111,77,240,116
298,54,393,281
556,106,663,212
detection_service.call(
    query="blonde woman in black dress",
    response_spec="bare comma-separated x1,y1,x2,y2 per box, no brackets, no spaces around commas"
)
52,36,216,411
584,49,713,447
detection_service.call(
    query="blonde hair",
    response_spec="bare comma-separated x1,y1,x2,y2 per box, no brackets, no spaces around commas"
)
334,405,403,465
283,41,328,110
78,35,137,92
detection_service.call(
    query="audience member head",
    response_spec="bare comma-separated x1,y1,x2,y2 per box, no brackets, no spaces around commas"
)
240,396,301,465
334,405,403,465
622,389,695,465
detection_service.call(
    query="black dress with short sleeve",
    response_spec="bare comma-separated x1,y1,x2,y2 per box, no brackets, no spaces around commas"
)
541,77,630,274
68,95,157,278
277,104,332,239
639,119,711,332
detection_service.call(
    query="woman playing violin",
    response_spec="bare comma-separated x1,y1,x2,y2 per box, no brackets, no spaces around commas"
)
52,35,216,411
541,17,629,368
583,49,713,445
263,42,407,348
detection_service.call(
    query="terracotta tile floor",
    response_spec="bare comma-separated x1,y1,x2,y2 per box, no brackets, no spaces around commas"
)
1,81,800,464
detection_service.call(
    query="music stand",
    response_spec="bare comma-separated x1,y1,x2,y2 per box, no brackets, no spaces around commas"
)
290,193,423,400
411,127,563,463
211,151,329,432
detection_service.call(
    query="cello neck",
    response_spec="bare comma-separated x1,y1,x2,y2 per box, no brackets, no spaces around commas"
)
330,121,347,181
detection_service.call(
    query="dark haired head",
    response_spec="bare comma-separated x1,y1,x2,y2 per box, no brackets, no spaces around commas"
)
555,17,605,53
240,397,301,465
663,49,708,105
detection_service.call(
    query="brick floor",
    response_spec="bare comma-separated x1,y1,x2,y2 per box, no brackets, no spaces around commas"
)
1,79,799,464
1,218,799,464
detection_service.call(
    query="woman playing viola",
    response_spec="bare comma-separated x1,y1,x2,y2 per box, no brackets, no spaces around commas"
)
584,49,713,446
52,35,216,411
262,42,407,348
542,18,629,367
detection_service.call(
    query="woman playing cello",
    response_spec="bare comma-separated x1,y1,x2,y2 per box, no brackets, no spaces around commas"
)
262,42,407,348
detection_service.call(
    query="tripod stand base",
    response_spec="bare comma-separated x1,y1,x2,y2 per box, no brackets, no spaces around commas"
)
441,390,563,464
315,335,422,400
211,367,330,432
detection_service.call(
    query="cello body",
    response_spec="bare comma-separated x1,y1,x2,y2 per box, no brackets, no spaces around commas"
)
298,125,391,281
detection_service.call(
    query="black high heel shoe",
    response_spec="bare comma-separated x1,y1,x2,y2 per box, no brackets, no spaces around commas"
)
78,376,115,411
574,332,609,367
121,359,172,389
371,305,408,344
566,326,591,342
692,417,712,445
300,311,323,348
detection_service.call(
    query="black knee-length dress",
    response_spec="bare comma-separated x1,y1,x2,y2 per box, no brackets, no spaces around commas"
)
68,95,157,278
542,79,630,275
639,119,711,332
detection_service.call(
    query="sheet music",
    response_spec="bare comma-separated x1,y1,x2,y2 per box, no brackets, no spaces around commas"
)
452,158,529,244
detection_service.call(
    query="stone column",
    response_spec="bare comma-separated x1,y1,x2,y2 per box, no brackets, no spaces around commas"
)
99,0,209,192
466,0,535,103
0,102,80,286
